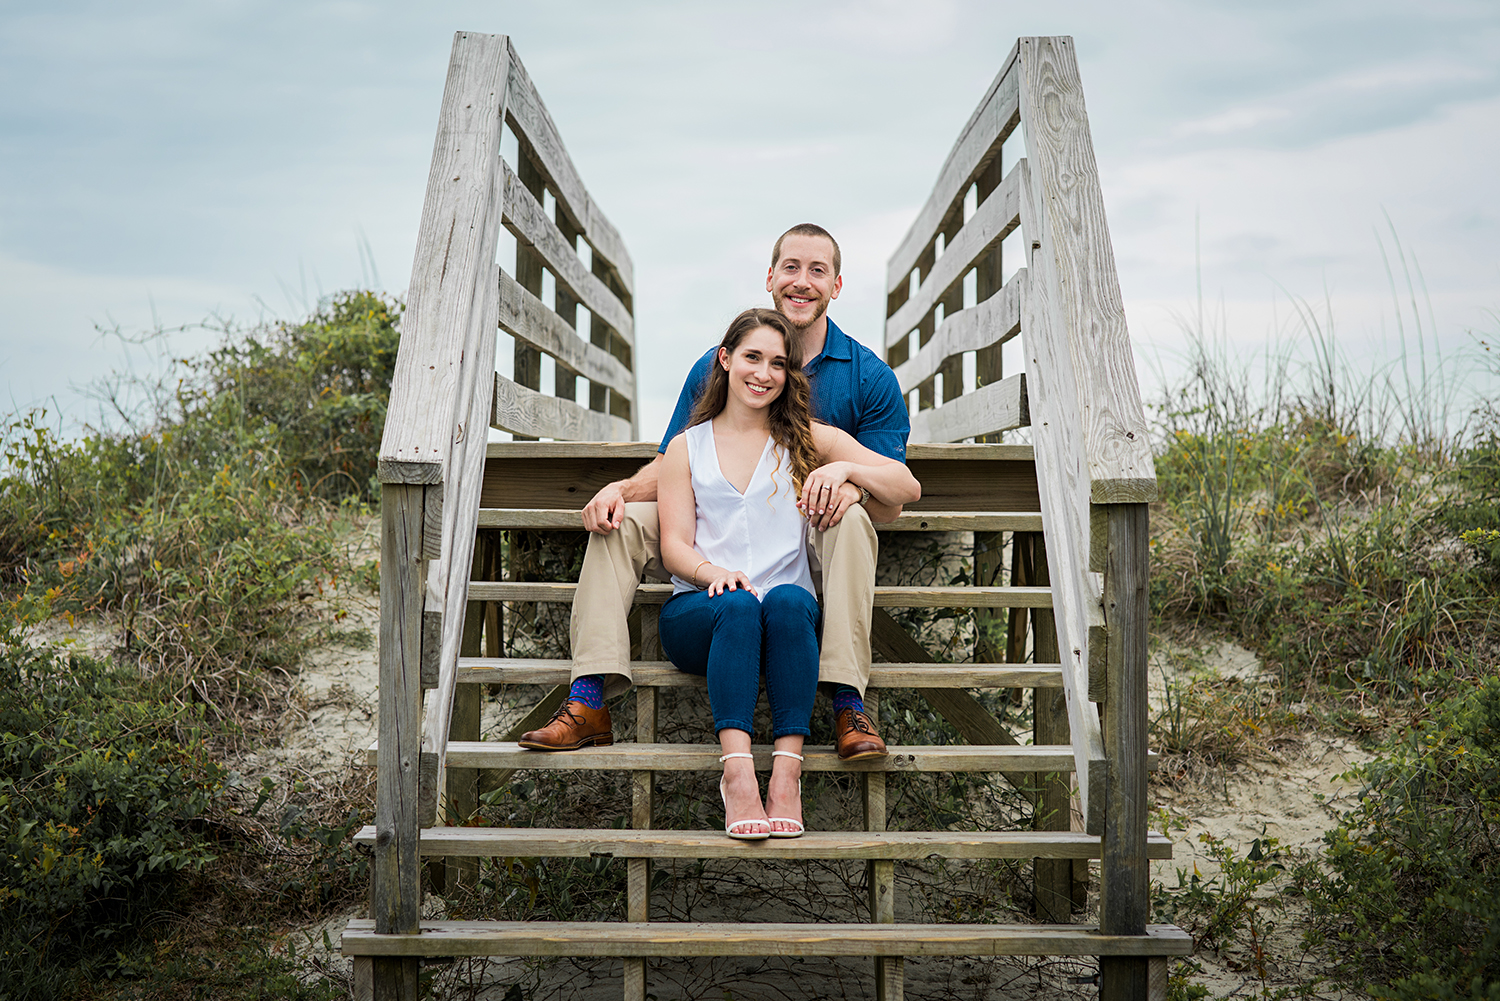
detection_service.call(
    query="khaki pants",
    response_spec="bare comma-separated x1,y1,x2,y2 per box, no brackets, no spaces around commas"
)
569,501,878,700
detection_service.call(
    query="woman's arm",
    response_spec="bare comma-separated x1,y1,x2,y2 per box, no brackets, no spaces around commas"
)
801,423,921,526
658,433,757,595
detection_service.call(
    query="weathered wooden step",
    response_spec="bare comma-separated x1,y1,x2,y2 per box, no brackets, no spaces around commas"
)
478,508,1044,533
365,741,1158,773
467,581,1053,608
341,919,1193,958
351,825,1173,861
456,658,1064,689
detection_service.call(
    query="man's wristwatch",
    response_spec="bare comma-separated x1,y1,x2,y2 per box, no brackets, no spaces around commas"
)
857,485,871,506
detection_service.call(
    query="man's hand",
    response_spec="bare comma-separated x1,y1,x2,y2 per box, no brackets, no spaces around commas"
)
582,481,629,534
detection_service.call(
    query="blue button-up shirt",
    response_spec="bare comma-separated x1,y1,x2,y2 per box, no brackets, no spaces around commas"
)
658,317,910,461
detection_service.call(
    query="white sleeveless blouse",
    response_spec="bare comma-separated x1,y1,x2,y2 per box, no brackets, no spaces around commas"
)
669,420,815,600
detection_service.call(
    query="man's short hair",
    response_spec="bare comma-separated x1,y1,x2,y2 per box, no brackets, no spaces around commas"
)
771,223,841,278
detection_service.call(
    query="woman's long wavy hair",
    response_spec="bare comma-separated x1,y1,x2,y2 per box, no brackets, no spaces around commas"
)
687,307,820,498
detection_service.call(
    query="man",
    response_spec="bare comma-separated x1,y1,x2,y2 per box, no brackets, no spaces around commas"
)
519,223,911,759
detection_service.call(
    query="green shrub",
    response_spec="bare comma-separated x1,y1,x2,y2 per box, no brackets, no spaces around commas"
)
1297,669,1500,998
0,644,225,997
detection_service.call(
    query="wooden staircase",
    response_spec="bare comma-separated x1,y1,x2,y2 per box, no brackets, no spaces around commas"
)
347,31,1183,1001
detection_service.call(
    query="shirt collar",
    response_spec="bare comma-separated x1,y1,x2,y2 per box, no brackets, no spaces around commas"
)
808,317,852,366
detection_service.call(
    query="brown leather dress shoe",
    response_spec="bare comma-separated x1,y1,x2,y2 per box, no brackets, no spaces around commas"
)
518,700,614,751
834,708,888,761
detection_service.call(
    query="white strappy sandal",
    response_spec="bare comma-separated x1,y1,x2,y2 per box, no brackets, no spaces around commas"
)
767,749,805,839
718,752,770,841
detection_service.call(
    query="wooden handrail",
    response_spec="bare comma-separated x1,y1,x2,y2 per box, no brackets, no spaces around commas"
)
377,35,638,829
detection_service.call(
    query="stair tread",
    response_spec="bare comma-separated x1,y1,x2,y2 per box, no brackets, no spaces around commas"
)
484,441,1036,462
456,658,1064,689
478,508,1044,533
353,825,1173,860
340,919,1193,958
467,582,1053,608
368,741,1157,773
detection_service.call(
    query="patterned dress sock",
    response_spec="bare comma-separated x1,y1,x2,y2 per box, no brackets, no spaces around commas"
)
832,684,864,716
569,674,606,710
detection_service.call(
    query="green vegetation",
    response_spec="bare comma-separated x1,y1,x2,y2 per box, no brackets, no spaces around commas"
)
0,292,397,1000
1148,300,1500,996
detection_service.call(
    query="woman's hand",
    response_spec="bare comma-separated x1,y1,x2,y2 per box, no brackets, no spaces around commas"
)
704,568,757,598
798,461,854,530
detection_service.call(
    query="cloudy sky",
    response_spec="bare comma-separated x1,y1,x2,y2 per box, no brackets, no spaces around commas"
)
2,0,1496,440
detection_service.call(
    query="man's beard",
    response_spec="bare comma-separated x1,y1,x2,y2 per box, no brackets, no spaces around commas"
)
774,289,829,331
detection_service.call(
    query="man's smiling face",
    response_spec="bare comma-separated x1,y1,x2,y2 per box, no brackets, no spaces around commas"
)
766,233,842,331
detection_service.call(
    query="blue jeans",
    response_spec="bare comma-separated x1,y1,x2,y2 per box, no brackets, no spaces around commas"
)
658,584,821,738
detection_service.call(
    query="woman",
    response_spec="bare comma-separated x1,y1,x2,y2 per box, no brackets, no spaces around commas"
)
657,307,921,840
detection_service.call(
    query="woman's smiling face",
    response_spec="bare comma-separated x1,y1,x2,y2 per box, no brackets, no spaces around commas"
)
718,324,788,411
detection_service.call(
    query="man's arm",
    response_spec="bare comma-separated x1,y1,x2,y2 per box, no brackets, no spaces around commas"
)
582,347,715,535
581,454,661,534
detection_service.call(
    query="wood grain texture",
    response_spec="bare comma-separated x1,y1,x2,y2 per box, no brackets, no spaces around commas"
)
378,33,510,484
1018,37,1156,504
349,826,1176,861
888,41,1021,293
373,484,427,935
414,227,501,826
454,658,1065,689
341,920,1194,958
499,158,633,344
474,508,1044,533
1013,155,1108,832
491,373,632,441
463,580,1054,608
893,270,1024,393
908,373,1029,443
1101,504,1150,936
498,267,633,395
477,441,1035,461
477,453,1041,513
501,38,633,293
369,741,1108,773
886,160,1024,349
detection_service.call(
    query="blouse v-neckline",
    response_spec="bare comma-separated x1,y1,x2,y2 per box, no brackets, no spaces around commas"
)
708,425,775,497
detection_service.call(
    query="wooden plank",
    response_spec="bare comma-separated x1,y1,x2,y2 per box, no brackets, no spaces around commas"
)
476,445,1040,511
473,508,1044,533
909,373,1028,444
886,160,1024,349
416,215,503,825
498,267,633,396
888,41,1021,292
500,157,633,344
370,741,1111,773
464,581,1053,608
378,33,510,485
491,373,633,441
1018,36,1155,504
486,440,659,459
1100,504,1151,1000
501,38,633,292
479,440,1034,461
903,456,1039,514
1013,154,1108,832
351,826,1174,861
373,484,427,936
893,270,1025,393
341,920,1195,958
455,658,1065,690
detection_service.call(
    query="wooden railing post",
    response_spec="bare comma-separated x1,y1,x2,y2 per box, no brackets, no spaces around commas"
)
372,482,427,1001
1100,503,1150,1000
